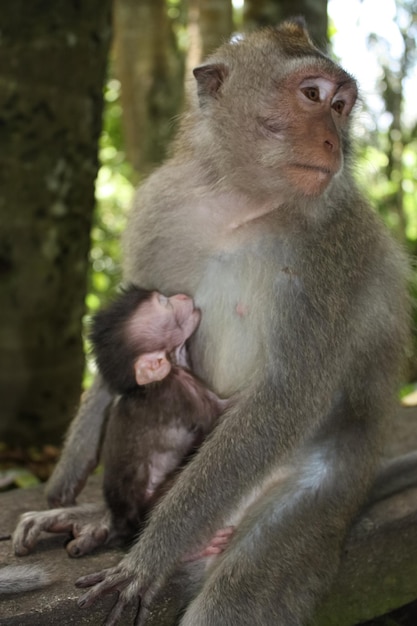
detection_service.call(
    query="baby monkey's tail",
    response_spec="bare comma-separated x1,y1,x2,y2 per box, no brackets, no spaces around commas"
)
0,564,53,594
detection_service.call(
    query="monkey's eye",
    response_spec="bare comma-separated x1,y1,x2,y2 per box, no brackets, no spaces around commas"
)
331,100,345,115
301,86,320,102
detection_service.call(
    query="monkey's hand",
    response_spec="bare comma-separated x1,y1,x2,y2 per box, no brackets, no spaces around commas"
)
76,562,145,626
184,526,235,561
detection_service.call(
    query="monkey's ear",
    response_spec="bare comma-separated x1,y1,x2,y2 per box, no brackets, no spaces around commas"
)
134,352,172,385
286,16,308,31
193,63,229,104
280,17,313,45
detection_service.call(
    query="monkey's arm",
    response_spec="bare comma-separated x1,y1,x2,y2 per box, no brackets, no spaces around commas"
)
46,376,112,507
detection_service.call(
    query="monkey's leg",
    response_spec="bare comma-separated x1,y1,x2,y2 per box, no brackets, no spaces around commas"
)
66,506,116,557
13,503,113,557
180,416,379,626
46,376,112,507
368,450,417,504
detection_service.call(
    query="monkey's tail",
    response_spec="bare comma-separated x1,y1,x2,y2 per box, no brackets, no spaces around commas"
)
0,564,53,594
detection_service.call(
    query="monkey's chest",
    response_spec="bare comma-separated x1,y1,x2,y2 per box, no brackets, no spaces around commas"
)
191,240,289,397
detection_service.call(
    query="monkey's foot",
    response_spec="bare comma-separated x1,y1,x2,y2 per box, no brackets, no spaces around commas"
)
77,563,142,625
13,504,111,557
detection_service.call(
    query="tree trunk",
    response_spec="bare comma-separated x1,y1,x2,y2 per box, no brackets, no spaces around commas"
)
0,0,112,445
243,0,328,49
186,0,234,89
199,0,234,59
113,0,185,177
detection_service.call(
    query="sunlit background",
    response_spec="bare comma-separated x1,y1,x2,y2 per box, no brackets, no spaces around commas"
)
329,0,417,126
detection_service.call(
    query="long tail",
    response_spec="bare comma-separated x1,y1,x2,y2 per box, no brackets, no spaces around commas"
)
0,564,53,594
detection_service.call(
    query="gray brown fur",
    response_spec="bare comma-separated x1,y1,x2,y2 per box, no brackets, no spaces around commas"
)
0,564,52,594
103,366,225,539
45,21,410,625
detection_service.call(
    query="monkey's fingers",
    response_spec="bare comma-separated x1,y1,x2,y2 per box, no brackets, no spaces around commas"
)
185,526,235,561
134,581,161,626
135,599,150,626
209,526,235,543
13,514,43,555
78,583,117,609
66,532,105,558
66,525,109,558
76,567,111,590
77,569,134,608
104,591,138,626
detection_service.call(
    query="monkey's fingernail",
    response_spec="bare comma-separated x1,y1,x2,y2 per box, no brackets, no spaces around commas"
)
78,594,90,608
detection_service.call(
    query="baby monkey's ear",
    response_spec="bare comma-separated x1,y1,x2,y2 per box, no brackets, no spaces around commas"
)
134,351,172,385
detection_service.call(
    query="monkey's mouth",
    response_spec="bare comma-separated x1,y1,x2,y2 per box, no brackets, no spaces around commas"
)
292,164,333,176
285,163,338,196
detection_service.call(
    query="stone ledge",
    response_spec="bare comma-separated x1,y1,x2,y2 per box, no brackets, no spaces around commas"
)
0,476,131,625
1,407,417,625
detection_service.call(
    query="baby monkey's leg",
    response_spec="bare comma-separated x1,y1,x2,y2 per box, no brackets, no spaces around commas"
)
13,503,114,557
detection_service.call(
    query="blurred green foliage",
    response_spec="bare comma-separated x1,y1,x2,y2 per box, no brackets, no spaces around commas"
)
357,140,417,246
89,77,134,307
84,77,135,384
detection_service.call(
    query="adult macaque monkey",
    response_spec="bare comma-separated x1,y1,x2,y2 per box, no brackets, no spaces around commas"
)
47,19,410,625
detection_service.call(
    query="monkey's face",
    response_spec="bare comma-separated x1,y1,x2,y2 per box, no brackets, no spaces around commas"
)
272,69,358,197
233,60,358,198
192,24,358,200
128,292,201,355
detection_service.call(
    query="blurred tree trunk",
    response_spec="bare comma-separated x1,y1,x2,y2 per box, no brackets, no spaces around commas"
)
0,0,112,445
113,0,185,177
186,0,234,97
243,0,328,49
196,0,234,59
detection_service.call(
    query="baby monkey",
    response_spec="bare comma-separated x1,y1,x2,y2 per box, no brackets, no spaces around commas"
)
93,285,228,538
13,286,230,558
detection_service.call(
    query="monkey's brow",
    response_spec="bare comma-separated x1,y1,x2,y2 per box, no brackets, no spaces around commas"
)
299,74,352,87
300,75,322,81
